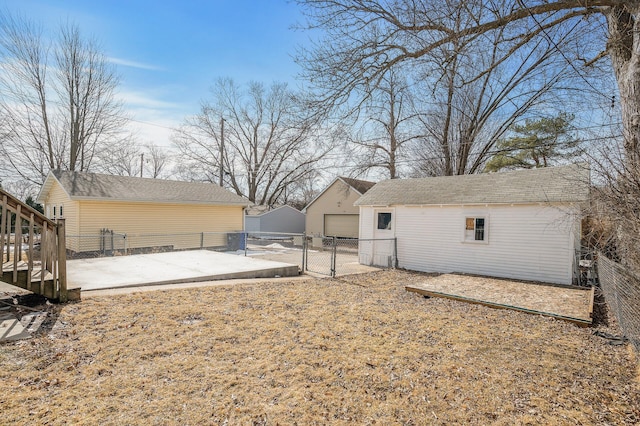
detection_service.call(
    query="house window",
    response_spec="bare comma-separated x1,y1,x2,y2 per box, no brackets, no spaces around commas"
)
59,205,64,217
465,217,486,242
377,212,392,230
52,205,57,219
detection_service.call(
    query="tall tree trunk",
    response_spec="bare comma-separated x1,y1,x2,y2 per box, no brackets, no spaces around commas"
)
608,5,640,166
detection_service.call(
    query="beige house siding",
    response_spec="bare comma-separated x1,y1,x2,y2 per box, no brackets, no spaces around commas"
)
72,201,243,252
41,181,81,251
37,172,247,253
305,179,362,237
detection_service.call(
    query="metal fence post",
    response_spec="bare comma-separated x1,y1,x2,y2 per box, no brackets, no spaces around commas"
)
331,236,337,277
244,232,248,257
394,237,398,268
302,233,307,272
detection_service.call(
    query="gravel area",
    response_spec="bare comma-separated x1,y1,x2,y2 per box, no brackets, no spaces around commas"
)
0,270,638,425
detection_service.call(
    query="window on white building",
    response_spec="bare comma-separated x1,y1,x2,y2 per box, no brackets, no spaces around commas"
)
465,217,486,242
377,212,392,230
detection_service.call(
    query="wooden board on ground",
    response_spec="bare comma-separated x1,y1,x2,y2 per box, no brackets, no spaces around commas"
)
0,312,32,343
406,274,594,325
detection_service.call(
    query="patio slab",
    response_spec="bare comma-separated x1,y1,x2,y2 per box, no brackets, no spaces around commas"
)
67,250,299,292
406,273,594,325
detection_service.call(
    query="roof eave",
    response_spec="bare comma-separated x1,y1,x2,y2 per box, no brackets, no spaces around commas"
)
356,199,587,207
303,177,366,212
67,195,250,206
36,171,71,204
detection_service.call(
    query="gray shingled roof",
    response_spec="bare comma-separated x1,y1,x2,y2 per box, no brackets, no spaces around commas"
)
339,177,376,195
50,171,249,205
354,164,589,206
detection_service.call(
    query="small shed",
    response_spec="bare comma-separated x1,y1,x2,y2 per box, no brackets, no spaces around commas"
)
355,165,590,285
244,205,305,234
37,171,249,253
303,176,375,238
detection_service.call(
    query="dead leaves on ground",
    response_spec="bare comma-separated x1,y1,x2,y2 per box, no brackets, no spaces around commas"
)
0,270,638,425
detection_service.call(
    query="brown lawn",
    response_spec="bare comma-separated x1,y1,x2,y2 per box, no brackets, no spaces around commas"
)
1,270,638,425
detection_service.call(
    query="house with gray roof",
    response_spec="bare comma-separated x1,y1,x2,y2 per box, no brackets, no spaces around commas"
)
244,204,305,234
303,176,375,238
37,170,249,253
355,164,590,285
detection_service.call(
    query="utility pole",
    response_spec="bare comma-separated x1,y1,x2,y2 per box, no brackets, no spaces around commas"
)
219,117,225,187
140,153,144,178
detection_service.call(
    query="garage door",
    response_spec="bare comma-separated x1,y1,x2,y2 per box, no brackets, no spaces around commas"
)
324,214,359,238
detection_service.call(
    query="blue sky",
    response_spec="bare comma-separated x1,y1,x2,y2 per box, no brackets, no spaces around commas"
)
1,0,308,146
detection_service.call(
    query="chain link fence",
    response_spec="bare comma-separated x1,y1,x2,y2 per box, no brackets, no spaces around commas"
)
304,237,397,277
598,252,640,353
63,230,396,278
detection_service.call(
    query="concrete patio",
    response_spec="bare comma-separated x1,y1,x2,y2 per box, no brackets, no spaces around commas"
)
67,250,299,293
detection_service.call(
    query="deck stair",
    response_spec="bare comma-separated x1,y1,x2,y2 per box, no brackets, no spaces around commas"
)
1,188,68,302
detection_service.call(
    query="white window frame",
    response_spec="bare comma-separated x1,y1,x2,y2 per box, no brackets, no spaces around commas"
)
463,215,489,244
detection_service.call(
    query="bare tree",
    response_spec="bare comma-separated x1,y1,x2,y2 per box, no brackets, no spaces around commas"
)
93,140,172,179
297,1,600,176
350,69,419,179
587,144,640,274
174,78,335,205
296,0,640,272
93,137,141,177
143,143,171,179
0,12,128,185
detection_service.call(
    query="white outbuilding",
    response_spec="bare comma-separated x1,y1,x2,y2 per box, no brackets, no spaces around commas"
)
355,165,589,285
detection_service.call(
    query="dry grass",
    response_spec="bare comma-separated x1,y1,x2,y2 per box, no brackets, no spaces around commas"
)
1,270,638,425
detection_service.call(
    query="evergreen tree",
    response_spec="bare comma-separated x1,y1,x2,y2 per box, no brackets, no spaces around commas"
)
485,113,580,172
25,195,44,214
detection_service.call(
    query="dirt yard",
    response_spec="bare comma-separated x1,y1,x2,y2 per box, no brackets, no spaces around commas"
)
1,270,638,425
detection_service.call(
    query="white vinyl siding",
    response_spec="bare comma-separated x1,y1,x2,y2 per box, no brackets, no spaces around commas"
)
360,203,579,285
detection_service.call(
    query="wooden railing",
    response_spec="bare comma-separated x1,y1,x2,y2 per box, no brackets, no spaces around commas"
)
0,188,67,302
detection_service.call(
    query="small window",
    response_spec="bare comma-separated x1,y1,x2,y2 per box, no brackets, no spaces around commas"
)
59,205,64,217
52,205,57,218
377,212,392,230
465,217,486,242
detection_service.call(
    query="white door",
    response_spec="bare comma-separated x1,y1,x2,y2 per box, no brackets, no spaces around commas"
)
372,209,395,267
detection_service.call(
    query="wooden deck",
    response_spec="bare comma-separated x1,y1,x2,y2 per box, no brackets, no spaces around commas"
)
1,188,68,301
2,261,54,281
406,274,595,326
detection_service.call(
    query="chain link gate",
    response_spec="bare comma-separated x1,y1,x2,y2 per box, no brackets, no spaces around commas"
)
304,236,397,277
304,236,336,276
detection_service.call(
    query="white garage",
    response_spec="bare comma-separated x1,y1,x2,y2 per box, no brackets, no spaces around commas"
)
355,165,590,285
